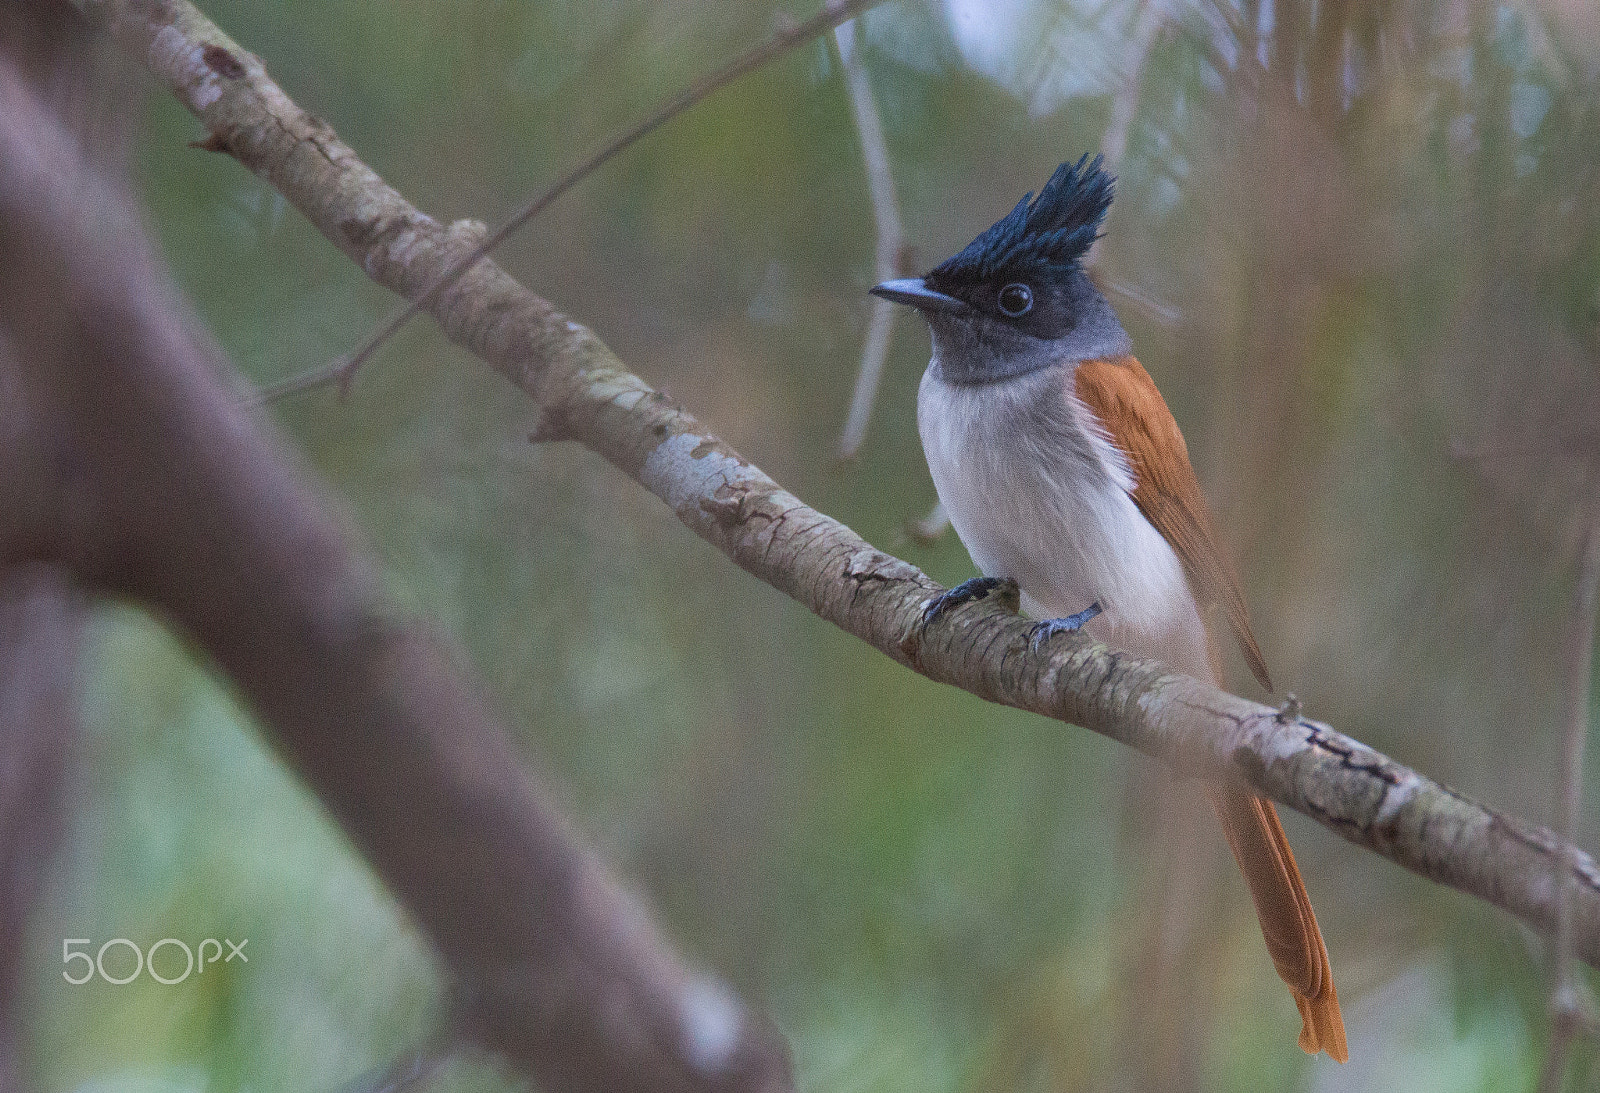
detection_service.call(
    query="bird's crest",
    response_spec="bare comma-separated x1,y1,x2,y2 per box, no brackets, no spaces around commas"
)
926,154,1113,287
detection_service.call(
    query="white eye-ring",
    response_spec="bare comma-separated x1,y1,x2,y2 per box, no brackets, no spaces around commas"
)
998,282,1033,317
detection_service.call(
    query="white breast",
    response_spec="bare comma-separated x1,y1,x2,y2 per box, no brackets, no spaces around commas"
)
917,362,1213,680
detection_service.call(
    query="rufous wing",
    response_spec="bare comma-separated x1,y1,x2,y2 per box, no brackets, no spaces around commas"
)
1072,355,1348,1062
1071,354,1271,692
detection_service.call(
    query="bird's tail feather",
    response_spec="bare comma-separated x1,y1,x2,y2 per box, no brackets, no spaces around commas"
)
1208,786,1349,1063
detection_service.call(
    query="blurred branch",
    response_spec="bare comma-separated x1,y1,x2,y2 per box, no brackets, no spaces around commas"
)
0,59,790,1093
1537,520,1600,1093
0,10,97,1078
0,565,82,1092
832,18,906,462
83,0,1600,975
252,0,891,406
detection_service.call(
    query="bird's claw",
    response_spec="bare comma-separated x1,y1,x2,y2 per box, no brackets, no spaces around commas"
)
1027,602,1103,651
922,576,1016,627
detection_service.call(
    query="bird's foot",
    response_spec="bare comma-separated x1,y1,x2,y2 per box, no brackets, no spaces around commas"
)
1027,602,1103,652
922,576,1017,627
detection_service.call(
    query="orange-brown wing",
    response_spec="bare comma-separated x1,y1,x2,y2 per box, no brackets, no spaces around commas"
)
1072,355,1272,692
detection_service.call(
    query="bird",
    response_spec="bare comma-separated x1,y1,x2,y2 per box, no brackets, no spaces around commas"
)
870,154,1348,1063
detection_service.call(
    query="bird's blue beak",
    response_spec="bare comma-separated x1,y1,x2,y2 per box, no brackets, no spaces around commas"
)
869,278,966,313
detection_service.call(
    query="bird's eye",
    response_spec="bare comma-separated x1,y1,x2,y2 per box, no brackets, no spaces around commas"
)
997,283,1033,317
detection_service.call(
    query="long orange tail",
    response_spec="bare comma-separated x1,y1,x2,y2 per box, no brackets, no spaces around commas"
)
1209,786,1348,1062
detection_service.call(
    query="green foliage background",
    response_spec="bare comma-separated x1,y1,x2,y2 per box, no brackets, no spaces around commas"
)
24,0,1600,1089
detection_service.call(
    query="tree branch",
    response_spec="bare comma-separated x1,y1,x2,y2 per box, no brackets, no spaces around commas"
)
79,0,1600,971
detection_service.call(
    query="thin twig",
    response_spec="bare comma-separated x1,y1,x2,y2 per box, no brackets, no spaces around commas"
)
1537,518,1600,1093
833,18,906,462
254,0,891,406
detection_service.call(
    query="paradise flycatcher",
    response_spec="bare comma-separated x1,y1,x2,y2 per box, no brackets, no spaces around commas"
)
871,155,1348,1062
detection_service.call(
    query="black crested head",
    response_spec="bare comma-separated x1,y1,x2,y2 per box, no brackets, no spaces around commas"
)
868,153,1129,383
925,154,1113,293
